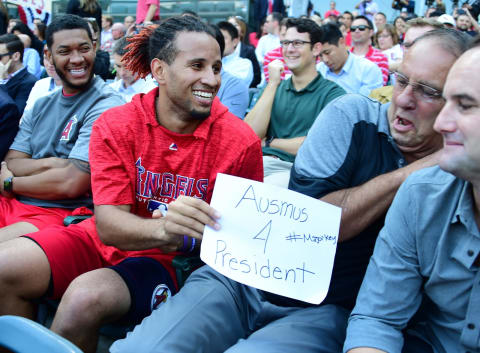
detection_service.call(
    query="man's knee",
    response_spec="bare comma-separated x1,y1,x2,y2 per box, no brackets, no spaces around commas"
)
56,269,131,328
0,237,50,297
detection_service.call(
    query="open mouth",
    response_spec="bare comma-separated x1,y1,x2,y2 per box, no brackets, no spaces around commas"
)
68,67,88,78
393,116,415,132
192,90,215,106
192,90,213,99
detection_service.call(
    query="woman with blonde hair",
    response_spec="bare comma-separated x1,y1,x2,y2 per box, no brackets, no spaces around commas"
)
67,0,102,29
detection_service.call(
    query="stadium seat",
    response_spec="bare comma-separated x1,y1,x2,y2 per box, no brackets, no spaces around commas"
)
0,315,82,353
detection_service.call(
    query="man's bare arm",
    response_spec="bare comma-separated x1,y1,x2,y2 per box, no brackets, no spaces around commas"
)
10,159,91,199
144,3,158,23
95,196,221,252
245,60,283,138
323,151,440,242
5,150,69,177
268,136,306,156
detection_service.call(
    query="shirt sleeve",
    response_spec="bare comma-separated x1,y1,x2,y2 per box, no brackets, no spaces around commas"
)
219,77,249,119
343,179,424,353
89,110,135,206
68,94,125,162
358,63,384,97
288,95,358,198
234,138,264,183
9,107,34,155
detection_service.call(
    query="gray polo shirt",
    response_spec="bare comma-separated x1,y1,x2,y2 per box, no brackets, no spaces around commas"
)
11,76,125,209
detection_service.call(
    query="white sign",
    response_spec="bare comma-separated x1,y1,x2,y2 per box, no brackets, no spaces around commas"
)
201,173,341,305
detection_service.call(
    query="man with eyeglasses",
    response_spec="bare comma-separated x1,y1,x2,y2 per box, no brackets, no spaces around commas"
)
344,37,480,353
0,33,36,115
350,15,389,85
289,28,470,351
246,17,345,188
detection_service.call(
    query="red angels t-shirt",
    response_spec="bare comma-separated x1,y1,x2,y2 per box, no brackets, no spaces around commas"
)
86,88,263,283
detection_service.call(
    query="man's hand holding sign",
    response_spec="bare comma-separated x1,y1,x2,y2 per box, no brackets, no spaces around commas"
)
201,173,341,304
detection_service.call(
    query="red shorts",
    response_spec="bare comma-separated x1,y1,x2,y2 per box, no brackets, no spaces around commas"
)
0,196,84,230
25,218,181,299
25,222,125,299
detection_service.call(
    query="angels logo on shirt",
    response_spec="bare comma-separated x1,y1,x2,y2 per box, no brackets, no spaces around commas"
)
135,158,209,206
151,284,171,311
60,115,78,141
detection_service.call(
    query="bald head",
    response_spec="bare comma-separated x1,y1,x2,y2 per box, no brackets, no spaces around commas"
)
111,23,126,40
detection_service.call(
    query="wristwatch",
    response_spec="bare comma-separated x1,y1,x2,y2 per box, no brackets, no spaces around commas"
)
3,176,13,193
265,136,274,148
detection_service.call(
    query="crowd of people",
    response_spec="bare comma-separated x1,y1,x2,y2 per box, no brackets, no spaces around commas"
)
0,0,479,352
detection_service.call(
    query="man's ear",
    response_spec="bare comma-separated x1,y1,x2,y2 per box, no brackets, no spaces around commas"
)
44,47,53,65
12,51,21,62
233,37,240,48
312,42,322,57
151,58,167,85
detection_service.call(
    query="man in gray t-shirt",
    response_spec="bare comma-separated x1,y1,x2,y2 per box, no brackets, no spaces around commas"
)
0,15,124,242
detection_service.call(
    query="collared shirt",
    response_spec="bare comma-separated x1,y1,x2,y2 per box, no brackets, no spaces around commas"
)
217,69,249,119
23,48,42,79
222,53,253,87
109,75,157,102
345,166,480,353
255,33,280,65
317,52,383,96
351,45,389,85
261,73,345,163
0,66,25,85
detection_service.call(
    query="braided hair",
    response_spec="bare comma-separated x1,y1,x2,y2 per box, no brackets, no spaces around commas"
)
123,16,216,79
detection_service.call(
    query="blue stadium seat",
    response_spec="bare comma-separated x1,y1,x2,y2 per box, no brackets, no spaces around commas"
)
0,315,82,353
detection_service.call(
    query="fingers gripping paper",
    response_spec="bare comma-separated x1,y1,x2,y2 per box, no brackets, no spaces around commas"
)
201,174,341,305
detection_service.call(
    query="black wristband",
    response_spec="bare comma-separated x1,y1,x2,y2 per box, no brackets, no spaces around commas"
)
265,136,274,148
3,176,13,193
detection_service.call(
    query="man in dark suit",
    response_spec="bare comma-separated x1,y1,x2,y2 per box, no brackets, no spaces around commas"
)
254,0,285,28
0,34,37,115
0,88,20,160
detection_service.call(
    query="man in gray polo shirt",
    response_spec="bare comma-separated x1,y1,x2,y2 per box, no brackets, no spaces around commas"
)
0,14,124,242
344,40,480,353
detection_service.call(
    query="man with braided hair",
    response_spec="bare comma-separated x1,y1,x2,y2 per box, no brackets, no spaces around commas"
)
0,16,263,353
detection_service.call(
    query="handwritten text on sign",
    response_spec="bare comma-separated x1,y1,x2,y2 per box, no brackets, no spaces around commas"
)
201,174,341,304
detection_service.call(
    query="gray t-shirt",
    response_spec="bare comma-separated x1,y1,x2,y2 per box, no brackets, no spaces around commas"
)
11,76,125,209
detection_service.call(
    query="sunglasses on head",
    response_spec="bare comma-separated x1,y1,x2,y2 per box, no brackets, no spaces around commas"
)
351,25,371,31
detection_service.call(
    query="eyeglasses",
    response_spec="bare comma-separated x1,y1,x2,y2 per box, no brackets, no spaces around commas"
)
393,71,444,101
350,25,371,31
0,52,13,59
280,40,311,48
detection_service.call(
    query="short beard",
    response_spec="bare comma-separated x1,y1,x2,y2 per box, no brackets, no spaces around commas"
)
52,57,94,92
190,109,211,120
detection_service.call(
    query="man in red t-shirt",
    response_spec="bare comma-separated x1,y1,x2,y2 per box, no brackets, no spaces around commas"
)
0,16,263,353
324,1,340,19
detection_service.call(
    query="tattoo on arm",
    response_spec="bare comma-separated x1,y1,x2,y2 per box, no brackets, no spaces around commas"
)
69,159,91,174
